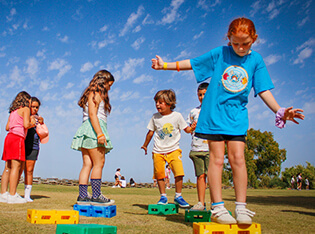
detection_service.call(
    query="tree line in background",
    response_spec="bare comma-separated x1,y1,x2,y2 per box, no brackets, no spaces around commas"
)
222,128,314,189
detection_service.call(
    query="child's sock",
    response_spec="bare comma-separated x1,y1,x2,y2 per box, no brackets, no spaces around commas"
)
79,184,88,198
175,192,181,198
161,193,167,197
211,201,225,210
24,185,32,199
91,179,102,199
235,201,246,209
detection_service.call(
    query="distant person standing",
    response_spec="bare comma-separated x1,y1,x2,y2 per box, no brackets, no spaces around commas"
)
24,97,48,202
113,168,121,187
290,175,295,190
297,173,302,190
305,177,309,190
71,70,115,206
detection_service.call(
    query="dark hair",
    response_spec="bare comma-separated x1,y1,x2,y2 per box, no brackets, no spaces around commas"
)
9,91,31,113
154,89,176,110
31,97,41,107
116,168,120,171
198,82,209,91
78,70,115,113
121,176,125,180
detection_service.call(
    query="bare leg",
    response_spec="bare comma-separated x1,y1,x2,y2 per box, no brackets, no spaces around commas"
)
207,141,225,203
157,179,166,194
79,149,93,185
227,141,246,203
88,147,105,179
175,176,183,193
9,160,23,195
24,160,36,185
1,161,10,194
197,174,207,204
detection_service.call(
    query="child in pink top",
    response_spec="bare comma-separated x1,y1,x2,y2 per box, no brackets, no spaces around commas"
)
0,91,36,204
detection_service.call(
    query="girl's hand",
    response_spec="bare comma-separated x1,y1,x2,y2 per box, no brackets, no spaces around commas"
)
30,116,36,127
151,55,164,70
37,116,44,124
141,146,148,155
283,107,304,124
97,134,107,146
191,121,197,131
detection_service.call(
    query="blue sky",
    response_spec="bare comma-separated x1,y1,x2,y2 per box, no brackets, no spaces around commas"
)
0,0,314,183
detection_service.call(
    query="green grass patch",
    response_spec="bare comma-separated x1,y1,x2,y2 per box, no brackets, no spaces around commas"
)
0,184,314,233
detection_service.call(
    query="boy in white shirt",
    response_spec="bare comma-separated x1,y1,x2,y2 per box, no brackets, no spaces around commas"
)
141,89,195,207
187,83,210,211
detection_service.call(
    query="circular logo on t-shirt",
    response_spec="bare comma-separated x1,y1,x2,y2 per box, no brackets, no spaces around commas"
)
163,123,174,135
221,65,248,93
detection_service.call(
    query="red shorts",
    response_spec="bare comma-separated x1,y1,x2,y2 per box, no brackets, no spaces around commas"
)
2,133,25,161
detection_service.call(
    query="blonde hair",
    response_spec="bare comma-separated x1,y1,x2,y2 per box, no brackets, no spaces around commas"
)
154,89,176,110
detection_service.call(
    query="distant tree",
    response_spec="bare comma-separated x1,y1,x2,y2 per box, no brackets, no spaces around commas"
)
282,162,315,189
223,128,287,188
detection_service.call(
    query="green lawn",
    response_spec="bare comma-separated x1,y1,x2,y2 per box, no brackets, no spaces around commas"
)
0,184,314,233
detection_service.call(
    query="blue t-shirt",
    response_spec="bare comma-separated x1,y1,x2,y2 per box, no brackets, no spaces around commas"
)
190,46,274,136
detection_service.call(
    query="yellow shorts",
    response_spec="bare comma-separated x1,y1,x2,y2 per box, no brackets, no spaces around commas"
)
152,149,185,180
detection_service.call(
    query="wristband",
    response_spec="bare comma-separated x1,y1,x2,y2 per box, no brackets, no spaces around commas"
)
97,134,105,139
176,61,180,72
163,62,167,70
275,107,286,129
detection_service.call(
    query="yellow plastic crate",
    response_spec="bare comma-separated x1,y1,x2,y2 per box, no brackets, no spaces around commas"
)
27,209,79,224
193,222,261,234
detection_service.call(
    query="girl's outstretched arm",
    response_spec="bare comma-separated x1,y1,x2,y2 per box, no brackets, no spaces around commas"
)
151,55,192,71
88,92,107,145
259,90,304,125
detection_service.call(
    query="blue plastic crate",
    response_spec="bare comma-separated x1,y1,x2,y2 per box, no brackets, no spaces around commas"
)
73,204,116,218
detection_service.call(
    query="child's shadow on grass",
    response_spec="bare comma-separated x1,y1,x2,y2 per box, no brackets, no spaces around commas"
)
31,195,50,200
281,210,315,217
131,204,192,226
226,196,315,210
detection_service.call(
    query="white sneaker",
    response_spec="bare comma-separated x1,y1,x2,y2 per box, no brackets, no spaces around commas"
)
235,207,255,224
25,197,34,202
190,202,205,211
7,193,27,204
211,206,237,224
0,192,9,203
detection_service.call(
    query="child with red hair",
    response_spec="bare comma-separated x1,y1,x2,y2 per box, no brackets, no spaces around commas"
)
151,17,304,224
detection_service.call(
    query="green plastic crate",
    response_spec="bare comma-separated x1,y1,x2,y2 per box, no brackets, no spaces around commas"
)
148,204,178,215
56,224,117,234
185,209,211,222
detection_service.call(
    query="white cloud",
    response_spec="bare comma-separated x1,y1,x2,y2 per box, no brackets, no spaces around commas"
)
293,38,314,66
142,14,154,25
121,58,145,81
63,91,79,100
120,91,140,101
39,80,53,92
197,0,221,11
264,54,282,66
25,57,39,78
72,6,83,21
100,25,108,32
7,65,24,88
48,59,72,78
268,9,279,20
80,62,94,73
131,37,145,50
133,74,153,84
42,26,49,31
6,8,16,22
158,0,184,25
297,16,309,27
193,31,204,40
302,102,315,114
66,82,74,89
295,87,309,96
174,50,191,60
36,49,46,59
250,0,261,17
132,25,141,33
57,34,69,43
119,5,145,37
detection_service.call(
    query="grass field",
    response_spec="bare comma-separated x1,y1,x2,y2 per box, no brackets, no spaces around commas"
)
0,184,314,233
